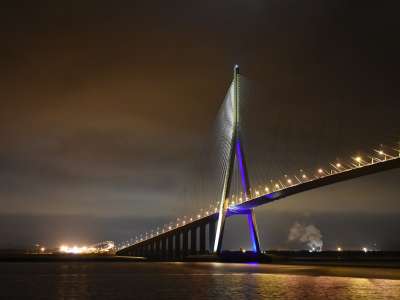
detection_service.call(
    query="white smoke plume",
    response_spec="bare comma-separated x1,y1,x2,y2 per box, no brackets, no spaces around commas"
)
288,222,323,251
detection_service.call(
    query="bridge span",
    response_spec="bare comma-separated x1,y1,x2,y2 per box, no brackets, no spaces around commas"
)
117,155,400,258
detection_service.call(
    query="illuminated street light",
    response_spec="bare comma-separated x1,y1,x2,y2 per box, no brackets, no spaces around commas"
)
264,187,269,192
274,183,280,189
287,179,292,185
255,190,260,196
337,247,342,252
355,156,362,167
336,163,341,168
378,150,387,160
302,174,307,179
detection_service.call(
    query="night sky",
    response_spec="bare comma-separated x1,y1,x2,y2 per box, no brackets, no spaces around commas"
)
1,1,400,250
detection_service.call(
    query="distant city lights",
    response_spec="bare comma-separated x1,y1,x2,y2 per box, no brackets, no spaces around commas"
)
59,241,114,254
59,245,92,254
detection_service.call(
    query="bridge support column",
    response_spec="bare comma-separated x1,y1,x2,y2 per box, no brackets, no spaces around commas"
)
149,241,154,257
200,223,206,254
161,237,167,258
174,232,181,259
190,226,197,255
168,235,174,258
182,229,188,257
155,239,160,257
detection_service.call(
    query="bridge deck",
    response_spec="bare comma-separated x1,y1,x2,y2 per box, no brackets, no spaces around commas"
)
118,156,400,252
235,156,400,210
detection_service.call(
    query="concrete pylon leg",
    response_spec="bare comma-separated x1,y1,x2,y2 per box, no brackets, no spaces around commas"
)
209,220,216,252
190,227,197,255
200,224,206,254
168,235,173,258
182,229,188,257
155,239,160,257
214,210,227,254
175,232,181,258
161,238,167,258
149,243,153,256
247,209,261,253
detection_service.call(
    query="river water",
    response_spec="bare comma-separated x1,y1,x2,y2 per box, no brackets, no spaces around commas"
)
1,262,400,299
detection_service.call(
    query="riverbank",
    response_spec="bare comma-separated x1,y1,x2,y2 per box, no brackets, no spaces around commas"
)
0,253,144,262
2,251,400,269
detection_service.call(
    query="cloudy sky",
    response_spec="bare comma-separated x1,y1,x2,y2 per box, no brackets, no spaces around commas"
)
1,1,399,250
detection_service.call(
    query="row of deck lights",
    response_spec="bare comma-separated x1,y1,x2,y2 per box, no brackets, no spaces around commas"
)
118,206,221,248
118,145,400,249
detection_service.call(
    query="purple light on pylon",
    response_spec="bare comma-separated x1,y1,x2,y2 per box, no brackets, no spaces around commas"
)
247,212,259,252
236,139,248,195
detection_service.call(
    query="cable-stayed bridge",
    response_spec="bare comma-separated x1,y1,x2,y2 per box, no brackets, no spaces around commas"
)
117,66,400,258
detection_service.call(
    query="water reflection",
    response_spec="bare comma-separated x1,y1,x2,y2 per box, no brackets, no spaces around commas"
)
56,264,89,299
252,274,400,300
1,262,400,299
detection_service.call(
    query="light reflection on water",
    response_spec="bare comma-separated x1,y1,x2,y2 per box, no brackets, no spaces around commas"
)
1,262,400,299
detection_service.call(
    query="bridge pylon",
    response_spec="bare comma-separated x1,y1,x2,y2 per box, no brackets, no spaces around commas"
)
213,65,261,254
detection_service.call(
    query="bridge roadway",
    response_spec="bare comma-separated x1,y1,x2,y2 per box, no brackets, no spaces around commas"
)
117,156,400,258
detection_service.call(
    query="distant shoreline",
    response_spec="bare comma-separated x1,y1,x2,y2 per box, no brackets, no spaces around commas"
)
1,251,400,268
0,253,142,262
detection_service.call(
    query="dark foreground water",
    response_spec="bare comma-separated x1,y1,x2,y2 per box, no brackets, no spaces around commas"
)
1,262,400,299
